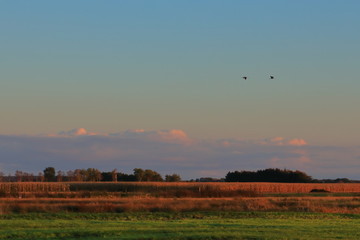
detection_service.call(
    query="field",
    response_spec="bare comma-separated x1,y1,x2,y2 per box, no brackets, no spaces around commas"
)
1,212,360,240
1,182,360,239
1,182,360,214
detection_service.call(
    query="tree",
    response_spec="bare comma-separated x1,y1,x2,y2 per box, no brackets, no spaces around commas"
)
86,168,102,182
225,168,313,183
38,172,44,182
144,169,163,181
133,168,145,182
74,169,84,182
165,174,181,182
15,170,23,182
100,172,112,182
80,169,88,181
57,171,64,182
22,172,34,182
117,173,136,181
43,167,56,182
0,171,4,182
133,168,163,182
67,170,75,182
111,169,118,182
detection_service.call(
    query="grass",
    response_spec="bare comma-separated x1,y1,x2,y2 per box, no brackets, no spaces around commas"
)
2,196,360,214
0,212,360,239
1,182,359,239
1,182,360,214
2,182,360,197
64,182,360,194
265,192,360,197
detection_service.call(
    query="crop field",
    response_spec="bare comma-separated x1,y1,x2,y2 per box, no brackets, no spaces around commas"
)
2,182,360,194
1,182,360,239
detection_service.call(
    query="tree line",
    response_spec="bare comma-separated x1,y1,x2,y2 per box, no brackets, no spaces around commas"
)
0,168,181,182
225,169,313,183
0,167,357,183
225,168,359,183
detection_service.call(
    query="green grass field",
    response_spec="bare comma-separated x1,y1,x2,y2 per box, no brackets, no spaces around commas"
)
1,212,359,240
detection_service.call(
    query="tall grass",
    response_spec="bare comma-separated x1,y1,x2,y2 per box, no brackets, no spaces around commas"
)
69,182,260,197
1,182,360,198
0,183,70,192
1,196,360,214
1,182,360,214
68,182,360,194
0,183,70,197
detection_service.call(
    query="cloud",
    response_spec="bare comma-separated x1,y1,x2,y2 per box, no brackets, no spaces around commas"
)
261,137,307,146
57,128,97,137
0,129,358,180
123,129,190,143
269,137,284,144
157,129,189,142
287,138,307,146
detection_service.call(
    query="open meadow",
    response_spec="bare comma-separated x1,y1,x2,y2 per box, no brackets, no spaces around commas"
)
1,182,360,239
1,212,360,240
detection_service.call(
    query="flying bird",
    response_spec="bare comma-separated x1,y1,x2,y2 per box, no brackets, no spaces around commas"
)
242,76,247,80
270,76,274,79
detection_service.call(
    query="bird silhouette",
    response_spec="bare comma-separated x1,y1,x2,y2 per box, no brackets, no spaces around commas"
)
270,76,274,79
242,76,247,80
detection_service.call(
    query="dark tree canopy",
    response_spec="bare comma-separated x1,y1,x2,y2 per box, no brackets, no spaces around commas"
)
225,168,313,183
43,167,56,182
165,174,181,182
117,173,136,182
133,168,163,182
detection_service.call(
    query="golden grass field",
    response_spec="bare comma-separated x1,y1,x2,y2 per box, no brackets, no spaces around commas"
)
2,182,360,193
1,182,360,214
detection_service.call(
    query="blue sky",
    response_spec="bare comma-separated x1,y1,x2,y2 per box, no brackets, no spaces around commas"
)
0,1,359,178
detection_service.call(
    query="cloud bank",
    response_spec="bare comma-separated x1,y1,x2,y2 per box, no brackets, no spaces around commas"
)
0,128,359,179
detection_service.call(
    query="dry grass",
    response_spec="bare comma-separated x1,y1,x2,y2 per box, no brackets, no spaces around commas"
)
1,182,360,214
68,182,360,193
0,183,70,193
1,196,360,214
1,182,360,198
2,182,360,195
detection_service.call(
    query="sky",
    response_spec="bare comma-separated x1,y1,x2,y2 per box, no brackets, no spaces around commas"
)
0,1,359,179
